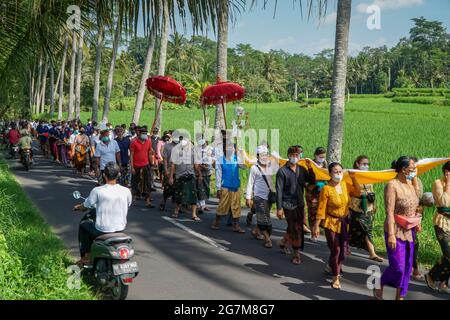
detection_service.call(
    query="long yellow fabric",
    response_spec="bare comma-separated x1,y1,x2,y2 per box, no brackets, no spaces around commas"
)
242,151,450,185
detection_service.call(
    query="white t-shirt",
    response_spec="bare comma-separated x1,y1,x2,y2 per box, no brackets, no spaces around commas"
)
94,140,120,170
84,184,132,232
246,164,274,200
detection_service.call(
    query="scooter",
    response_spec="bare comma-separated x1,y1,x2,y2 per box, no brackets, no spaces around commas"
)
20,148,32,171
73,191,139,300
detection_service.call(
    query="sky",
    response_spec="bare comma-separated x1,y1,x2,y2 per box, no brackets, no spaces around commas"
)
137,0,450,56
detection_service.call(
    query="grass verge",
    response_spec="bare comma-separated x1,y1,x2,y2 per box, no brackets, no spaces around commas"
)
0,156,95,300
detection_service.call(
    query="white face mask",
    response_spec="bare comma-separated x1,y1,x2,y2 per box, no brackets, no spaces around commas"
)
360,165,369,171
198,139,206,146
316,157,325,164
180,140,188,147
289,157,299,165
332,175,343,183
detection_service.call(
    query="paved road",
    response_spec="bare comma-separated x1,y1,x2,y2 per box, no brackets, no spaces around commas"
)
6,146,448,300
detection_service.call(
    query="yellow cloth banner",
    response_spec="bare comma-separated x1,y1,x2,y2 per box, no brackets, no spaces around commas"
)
242,151,449,185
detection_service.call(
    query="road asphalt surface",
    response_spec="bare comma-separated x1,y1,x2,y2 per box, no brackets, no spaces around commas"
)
6,145,448,300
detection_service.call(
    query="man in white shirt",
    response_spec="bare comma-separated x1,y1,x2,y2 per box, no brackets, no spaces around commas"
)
94,130,121,184
74,162,132,265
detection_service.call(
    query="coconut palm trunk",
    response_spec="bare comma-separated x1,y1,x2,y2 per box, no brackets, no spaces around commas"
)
34,53,43,115
214,0,229,131
75,31,84,120
154,2,170,132
102,20,121,123
58,37,69,120
39,59,49,114
92,23,104,123
327,0,352,163
49,63,55,117
68,31,77,120
132,22,156,125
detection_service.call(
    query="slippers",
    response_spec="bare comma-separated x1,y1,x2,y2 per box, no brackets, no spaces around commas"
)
369,256,384,263
192,217,201,222
233,227,246,234
210,224,220,230
264,241,273,249
412,274,424,281
171,213,179,219
291,256,301,265
425,273,438,291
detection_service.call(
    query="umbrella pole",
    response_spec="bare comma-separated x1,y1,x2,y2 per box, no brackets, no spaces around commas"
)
151,97,163,133
221,100,227,130
202,106,207,139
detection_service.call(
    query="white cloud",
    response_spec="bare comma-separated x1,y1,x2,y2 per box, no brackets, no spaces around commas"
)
357,0,425,13
260,36,296,52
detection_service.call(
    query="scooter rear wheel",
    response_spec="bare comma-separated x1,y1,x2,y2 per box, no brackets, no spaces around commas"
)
111,276,128,300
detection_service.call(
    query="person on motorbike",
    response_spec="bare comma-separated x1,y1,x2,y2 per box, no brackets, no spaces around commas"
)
74,162,132,266
7,123,20,157
18,129,33,164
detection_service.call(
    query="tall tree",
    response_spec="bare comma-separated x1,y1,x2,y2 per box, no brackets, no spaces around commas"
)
132,23,157,125
58,37,69,120
92,23,104,123
39,58,49,114
102,19,121,123
49,62,55,118
214,0,229,131
68,31,77,120
154,1,170,132
75,31,84,120
327,0,352,163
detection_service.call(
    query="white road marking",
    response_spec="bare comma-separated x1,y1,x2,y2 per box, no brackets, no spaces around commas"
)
162,216,229,252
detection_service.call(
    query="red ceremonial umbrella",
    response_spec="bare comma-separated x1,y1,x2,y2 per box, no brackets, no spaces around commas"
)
146,75,186,132
200,78,245,129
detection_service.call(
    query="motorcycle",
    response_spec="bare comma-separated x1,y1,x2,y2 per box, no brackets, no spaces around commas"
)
20,148,32,171
73,191,139,300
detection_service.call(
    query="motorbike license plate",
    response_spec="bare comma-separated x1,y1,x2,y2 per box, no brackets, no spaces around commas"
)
113,261,139,275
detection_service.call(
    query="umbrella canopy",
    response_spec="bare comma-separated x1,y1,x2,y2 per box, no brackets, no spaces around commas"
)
200,81,245,106
146,76,186,105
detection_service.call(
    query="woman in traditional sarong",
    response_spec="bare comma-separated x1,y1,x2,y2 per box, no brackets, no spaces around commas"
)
425,161,450,295
195,136,213,214
245,146,276,248
313,162,360,290
374,156,421,300
305,147,328,242
348,155,383,262
169,138,200,221
72,127,90,175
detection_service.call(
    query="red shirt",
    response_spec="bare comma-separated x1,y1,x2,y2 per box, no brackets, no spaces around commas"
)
8,129,20,144
130,139,152,167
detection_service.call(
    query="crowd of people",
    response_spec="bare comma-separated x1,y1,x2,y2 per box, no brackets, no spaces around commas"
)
0,118,448,300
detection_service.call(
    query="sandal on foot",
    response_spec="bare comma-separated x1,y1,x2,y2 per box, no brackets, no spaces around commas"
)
369,256,384,263
264,241,273,249
233,226,246,234
192,216,201,222
373,288,383,300
331,281,341,290
291,255,301,265
171,213,179,219
425,273,438,291
210,223,220,230
279,243,292,255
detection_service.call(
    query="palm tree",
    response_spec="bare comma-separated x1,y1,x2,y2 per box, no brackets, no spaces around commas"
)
169,32,187,81
132,22,157,125
214,0,229,131
92,20,105,123
154,0,170,132
68,30,77,120
327,0,352,163
102,18,121,123
58,37,69,120
75,30,84,120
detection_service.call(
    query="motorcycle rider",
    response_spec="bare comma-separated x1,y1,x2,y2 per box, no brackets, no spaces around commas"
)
74,162,132,266
18,129,33,164
7,123,20,157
